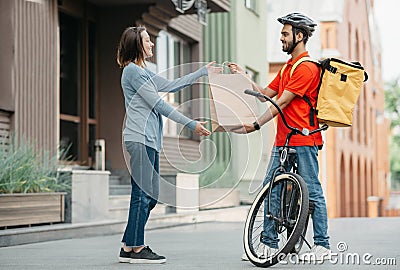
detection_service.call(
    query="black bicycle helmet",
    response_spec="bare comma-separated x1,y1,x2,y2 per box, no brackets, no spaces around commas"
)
277,12,317,36
277,12,317,54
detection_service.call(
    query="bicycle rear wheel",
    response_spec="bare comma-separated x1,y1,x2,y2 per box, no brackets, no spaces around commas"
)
243,173,309,267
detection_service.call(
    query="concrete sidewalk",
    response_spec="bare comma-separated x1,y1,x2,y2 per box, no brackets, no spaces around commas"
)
0,206,250,247
0,216,399,269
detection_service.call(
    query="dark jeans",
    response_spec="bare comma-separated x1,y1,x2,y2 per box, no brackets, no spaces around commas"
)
261,146,330,249
122,141,159,247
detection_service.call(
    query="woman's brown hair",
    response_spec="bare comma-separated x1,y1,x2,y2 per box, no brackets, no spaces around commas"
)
117,26,146,68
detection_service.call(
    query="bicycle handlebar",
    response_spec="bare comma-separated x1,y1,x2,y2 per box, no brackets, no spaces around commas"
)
244,89,328,135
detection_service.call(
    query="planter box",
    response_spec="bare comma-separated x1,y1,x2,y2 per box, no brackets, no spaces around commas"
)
0,193,66,227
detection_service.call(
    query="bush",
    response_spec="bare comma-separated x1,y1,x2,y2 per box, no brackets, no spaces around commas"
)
0,134,70,193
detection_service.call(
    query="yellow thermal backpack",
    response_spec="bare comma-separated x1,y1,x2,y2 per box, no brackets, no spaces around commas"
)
281,57,368,127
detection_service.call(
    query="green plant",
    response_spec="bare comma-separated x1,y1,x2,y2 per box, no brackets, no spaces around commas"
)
385,77,400,189
0,134,70,193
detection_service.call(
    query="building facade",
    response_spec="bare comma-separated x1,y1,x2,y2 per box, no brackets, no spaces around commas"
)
202,0,270,202
0,0,229,183
319,0,390,217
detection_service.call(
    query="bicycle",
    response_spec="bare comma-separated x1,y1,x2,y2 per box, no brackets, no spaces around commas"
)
242,89,328,268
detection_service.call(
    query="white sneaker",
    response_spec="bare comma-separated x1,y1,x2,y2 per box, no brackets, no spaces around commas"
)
260,246,278,259
299,245,332,262
241,246,278,261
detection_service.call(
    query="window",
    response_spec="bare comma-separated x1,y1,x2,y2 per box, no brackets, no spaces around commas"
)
355,30,360,60
156,31,193,138
325,28,330,49
348,23,352,59
59,12,98,165
244,0,258,15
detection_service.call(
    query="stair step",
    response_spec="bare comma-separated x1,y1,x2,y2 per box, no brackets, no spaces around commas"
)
109,185,131,195
109,179,121,185
109,174,131,185
107,197,167,220
108,195,130,209
109,175,122,185
108,196,167,214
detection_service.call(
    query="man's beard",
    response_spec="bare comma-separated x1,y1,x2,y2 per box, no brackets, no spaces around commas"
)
282,40,293,53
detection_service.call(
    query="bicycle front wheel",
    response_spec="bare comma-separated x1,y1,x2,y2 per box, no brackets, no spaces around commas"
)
243,173,309,267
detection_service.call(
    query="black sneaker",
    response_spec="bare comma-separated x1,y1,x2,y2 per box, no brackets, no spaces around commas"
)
118,248,132,263
119,246,166,264
130,246,166,264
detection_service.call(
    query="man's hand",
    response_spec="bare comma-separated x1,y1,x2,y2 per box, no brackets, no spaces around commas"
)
227,62,245,74
206,61,223,74
230,123,256,134
194,121,211,136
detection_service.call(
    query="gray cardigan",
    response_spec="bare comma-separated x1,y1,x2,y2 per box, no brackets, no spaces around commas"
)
121,62,208,152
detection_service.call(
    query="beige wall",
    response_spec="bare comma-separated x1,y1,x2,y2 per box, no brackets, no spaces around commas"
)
322,0,390,217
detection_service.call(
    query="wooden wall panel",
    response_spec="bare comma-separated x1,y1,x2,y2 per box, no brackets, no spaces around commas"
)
0,111,11,147
12,0,59,153
169,14,202,42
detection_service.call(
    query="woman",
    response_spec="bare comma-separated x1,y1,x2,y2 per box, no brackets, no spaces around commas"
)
116,26,221,264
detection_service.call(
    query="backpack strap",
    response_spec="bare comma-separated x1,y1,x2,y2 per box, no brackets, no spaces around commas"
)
280,56,321,126
302,95,316,126
280,63,288,78
289,56,319,76
280,56,320,78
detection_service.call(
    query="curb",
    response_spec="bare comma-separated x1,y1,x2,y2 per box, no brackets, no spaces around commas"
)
0,206,249,247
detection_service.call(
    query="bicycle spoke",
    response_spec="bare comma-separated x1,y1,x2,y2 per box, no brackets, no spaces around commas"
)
251,228,262,243
244,174,309,267
289,186,300,217
252,222,263,233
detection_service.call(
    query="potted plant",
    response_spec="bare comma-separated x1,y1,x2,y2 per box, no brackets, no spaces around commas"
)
0,134,70,228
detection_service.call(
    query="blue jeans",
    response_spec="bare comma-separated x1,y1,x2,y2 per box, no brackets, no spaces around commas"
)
261,146,330,249
122,142,159,247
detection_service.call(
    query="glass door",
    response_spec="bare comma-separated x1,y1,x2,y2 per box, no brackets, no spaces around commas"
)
59,12,97,165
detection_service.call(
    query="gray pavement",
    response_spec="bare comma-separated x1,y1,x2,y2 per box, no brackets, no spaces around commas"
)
0,217,399,269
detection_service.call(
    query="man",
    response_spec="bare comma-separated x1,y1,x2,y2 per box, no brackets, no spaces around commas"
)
229,12,331,261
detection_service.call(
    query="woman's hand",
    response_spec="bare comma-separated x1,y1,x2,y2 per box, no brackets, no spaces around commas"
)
206,61,223,74
228,62,245,74
194,121,211,136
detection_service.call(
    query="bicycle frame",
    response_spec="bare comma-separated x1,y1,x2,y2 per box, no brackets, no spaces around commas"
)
244,90,328,223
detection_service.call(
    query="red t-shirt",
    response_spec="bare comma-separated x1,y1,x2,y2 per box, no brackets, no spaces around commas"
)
268,51,323,147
